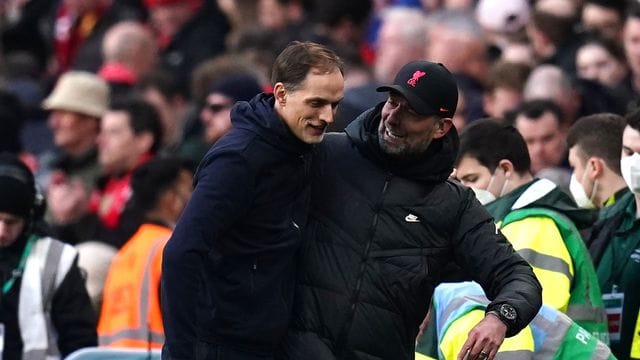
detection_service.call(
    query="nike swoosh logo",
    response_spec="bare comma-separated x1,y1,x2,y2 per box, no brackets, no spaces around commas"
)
405,214,420,223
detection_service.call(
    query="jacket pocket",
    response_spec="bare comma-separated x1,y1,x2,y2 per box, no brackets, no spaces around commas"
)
369,247,450,284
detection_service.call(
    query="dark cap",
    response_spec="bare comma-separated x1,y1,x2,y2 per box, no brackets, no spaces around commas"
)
0,153,35,219
209,74,263,103
376,60,458,118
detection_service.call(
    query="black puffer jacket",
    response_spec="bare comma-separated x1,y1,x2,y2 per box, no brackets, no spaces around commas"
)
281,104,542,360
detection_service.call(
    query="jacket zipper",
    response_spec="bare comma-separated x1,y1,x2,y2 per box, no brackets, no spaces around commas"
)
336,173,393,355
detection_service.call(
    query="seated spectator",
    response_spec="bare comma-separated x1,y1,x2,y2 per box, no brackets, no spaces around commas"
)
0,152,96,358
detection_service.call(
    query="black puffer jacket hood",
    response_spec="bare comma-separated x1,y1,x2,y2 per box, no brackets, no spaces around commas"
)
345,102,459,183
231,93,311,156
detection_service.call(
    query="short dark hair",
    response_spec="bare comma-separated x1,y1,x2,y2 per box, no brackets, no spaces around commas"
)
579,35,626,63
513,99,564,127
585,0,626,20
567,113,625,175
130,157,195,214
109,96,164,154
271,41,344,91
458,118,531,174
626,107,640,132
486,61,531,94
531,9,575,46
626,1,640,22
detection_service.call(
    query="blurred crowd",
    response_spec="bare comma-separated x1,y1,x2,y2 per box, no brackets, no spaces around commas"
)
1,0,640,358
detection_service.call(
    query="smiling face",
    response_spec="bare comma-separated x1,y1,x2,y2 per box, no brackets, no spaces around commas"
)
378,92,446,157
274,68,344,144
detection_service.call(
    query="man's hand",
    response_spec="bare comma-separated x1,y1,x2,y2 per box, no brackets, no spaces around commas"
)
457,314,507,360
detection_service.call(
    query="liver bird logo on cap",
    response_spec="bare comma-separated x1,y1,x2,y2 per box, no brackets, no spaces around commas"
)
407,71,426,87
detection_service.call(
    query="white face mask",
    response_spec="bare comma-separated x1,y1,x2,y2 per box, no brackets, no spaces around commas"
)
470,169,509,205
569,172,597,209
621,153,640,193
471,187,496,205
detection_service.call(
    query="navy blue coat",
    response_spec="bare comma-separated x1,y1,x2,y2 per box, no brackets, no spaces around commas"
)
161,94,312,359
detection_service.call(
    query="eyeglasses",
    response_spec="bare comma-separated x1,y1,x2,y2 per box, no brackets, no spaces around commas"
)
205,103,231,113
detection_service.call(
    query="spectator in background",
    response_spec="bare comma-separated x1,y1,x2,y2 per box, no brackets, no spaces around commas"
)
566,113,628,210
309,0,373,48
426,9,490,122
40,72,109,238
522,65,579,127
0,153,97,359
333,6,426,131
52,0,146,74
512,99,570,189
98,21,158,99
98,157,195,350
526,0,583,75
200,73,263,146
482,61,530,120
592,109,640,358
137,71,198,160
474,0,530,51
523,64,623,129
91,96,164,246
622,3,640,110
576,36,629,93
580,0,626,42
144,0,229,94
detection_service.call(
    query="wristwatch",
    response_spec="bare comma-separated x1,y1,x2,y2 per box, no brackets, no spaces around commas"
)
487,303,517,327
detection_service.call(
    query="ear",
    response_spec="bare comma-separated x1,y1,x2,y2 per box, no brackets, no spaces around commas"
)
497,159,515,178
136,132,154,155
432,118,453,139
587,157,603,180
273,82,287,106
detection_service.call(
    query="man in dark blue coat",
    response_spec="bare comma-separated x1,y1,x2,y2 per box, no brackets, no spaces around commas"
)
161,41,345,360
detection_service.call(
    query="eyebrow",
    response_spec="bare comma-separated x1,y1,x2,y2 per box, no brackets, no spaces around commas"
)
305,96,344,105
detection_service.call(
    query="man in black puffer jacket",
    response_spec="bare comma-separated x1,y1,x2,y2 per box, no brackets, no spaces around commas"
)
279,61,542,360
161,41,345,360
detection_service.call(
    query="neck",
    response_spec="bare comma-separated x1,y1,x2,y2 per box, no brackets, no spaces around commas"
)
635,194,640,219
145,209,175,229
504,173,534,196
597,174,628,207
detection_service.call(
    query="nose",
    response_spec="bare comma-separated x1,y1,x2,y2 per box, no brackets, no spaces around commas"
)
320,104,335,124
385,107,402,126
0,222,9,241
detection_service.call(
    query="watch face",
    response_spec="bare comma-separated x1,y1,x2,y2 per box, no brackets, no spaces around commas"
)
500,304,517,320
